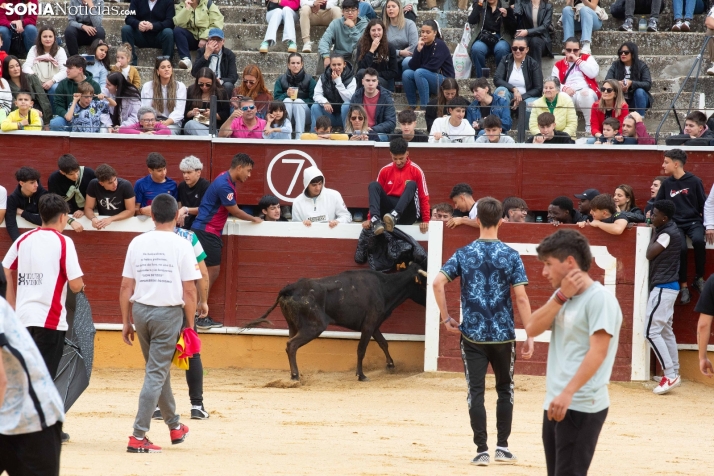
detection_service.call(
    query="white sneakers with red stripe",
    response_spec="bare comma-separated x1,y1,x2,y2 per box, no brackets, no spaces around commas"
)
653,375,681,395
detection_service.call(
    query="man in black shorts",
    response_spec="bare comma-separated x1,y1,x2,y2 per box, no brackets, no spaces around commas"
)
190,154,262,329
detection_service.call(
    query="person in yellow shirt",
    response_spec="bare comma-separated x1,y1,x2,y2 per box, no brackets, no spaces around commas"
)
1,92,43,132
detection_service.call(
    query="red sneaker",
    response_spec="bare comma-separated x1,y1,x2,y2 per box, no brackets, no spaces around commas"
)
170,423,189,445
127,436,162,453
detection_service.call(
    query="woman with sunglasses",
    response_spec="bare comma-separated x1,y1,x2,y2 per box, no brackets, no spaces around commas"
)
468,0,514,79
493,37,542,121
2,55,52,125
560,0,602,55
589,79,629,144
381,0,418,75
233,64,273,118
140,57,187,135
63,0,107,56
183,68,230,136
528,76,577,139
344,104,372,140
510,0,553,66
604,42,652,117
402,20,454,109
102,71,142,132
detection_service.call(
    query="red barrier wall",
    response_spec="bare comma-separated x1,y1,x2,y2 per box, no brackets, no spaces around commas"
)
437,224,637,381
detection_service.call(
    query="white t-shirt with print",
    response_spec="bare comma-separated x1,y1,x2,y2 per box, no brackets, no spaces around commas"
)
2,228,83,331
122,230,202,307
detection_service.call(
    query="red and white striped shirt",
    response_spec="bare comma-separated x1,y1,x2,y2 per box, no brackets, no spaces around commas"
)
2,228,83,331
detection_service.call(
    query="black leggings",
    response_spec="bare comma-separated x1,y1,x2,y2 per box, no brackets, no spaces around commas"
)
460,338,515,453
0,422,62,476
542,408,608,476
186,353,204,406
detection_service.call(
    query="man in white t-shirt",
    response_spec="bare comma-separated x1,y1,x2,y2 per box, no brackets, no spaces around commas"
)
2,194,85,380
428,97,476,144
523,230,622,475
120,194,201,454
0,297,66,475
447,183,478,229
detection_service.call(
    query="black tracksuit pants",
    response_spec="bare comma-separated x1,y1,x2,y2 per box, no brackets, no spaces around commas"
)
460,337,515,453
542,408,608,476
677,221,706,283
368,181,418,224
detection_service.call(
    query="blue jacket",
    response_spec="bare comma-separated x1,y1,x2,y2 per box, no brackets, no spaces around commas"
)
349,86,396,134
125,0,175,32
466,94,512,132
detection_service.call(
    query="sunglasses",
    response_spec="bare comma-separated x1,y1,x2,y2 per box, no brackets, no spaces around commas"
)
243,79,256,85
600,87,615,93
198,82,212,88
565,48,580,53
511,46,526,52
241,105,256,111
350,116,363,121
618,50,631,56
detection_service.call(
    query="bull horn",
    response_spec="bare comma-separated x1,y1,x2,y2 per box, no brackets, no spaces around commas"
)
418,270,428,277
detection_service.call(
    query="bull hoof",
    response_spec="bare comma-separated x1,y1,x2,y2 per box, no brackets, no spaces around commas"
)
358,374,370,382
386,364,396,372
386,362,395,369
291,374,300,381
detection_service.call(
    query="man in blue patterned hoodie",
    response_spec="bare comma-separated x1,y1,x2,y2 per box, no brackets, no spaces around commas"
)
433,196,533,467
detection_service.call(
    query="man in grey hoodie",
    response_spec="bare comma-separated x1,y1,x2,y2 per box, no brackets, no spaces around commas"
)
63,0,106,56
317,0,367,68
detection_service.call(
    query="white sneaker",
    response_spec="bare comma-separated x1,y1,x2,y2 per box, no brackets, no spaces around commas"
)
581,41,591,55
302,41,312,53
707,63,714,76
653,375,681,395
178,57,192,69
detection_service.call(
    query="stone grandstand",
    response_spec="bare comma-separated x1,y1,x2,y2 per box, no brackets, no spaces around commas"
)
39,0,714,139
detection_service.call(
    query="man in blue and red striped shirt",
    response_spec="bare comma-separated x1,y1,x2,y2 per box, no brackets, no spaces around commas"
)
190,153,262,329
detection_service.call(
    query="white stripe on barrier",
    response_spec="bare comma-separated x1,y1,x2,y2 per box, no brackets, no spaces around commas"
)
632,227,652,381
677,344,714,352
423,221,443,371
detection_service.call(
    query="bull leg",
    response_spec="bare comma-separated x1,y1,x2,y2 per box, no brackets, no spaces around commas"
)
372,329,395,369
286,314,329,381
356,329,374,382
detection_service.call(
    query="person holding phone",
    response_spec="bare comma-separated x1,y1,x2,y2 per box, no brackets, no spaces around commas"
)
183,68,229,135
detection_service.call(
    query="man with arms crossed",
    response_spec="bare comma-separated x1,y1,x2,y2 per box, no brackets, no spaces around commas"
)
433,197,533,466
191,154,262,329
121,194,201,453
522,229,622,476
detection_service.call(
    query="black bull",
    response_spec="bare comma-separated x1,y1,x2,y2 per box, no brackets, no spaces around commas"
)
246,263,428,381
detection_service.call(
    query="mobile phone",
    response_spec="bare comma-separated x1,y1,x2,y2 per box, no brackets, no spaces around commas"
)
198,109,207,113
320,2,326,8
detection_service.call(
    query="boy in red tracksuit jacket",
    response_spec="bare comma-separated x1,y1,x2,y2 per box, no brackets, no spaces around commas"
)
367,137,430,235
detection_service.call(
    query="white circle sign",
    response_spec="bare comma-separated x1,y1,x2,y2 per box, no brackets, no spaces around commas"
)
266,149,318,202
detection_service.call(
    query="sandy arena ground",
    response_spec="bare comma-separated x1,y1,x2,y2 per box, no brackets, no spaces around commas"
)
59,367,714,475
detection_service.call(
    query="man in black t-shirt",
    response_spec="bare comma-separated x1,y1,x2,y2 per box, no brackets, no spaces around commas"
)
526,113,575,144
391,110,429,143
84,164,136,229
47,154,96,217
577,194,635,235
177,156,210,230
695,275,714,378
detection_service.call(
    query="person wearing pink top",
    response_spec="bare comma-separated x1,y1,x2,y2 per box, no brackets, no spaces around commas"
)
0,0,38,54
218,96,266,139
118,106,172,135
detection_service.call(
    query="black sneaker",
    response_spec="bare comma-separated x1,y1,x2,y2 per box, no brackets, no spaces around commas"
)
371,219,385,235
619,17,633,32
494,448,518,464
61,431,70,443
191,405,210,420
471,452,490,466
693,277,705,294
679,287,691,305
152,406,162,420
196,316,223,329
383,211,399,232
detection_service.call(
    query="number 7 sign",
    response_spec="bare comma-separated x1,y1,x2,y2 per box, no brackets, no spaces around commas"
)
266,150,318,202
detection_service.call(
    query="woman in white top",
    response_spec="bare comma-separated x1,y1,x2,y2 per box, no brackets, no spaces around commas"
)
22,26,67,114
381,0,418,74
140,57,187,135
0,77,12,123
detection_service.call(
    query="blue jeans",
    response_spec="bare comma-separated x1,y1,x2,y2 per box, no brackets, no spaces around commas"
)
174,26,200,59
672,0,704,19
50,116,71,132
402,58,445,107
310,102,350,131
0,24,37,53
561,6,602,42
628,88,651,116
493,86,538,123
121,25,175,65
358,2,376,19
470,39,510,78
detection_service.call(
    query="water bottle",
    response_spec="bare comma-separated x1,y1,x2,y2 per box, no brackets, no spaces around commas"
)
638,17,647,32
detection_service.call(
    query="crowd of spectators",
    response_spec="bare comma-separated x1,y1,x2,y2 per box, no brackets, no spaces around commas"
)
0,0,713,143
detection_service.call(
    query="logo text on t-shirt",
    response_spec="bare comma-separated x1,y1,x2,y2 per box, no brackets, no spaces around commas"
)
18,273,43,286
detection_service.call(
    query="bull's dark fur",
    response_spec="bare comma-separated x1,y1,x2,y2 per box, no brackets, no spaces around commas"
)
246,262,427,381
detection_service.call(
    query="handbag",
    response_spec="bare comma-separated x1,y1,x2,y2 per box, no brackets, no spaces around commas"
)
9,29,27,59
266,0,281,11
33,60,61,84
476,5,501,48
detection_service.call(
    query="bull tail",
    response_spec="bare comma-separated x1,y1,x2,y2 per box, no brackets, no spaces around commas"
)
244,297,280,329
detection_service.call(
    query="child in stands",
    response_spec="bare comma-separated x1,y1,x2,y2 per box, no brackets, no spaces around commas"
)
1,91,42,132
111,43,141,89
